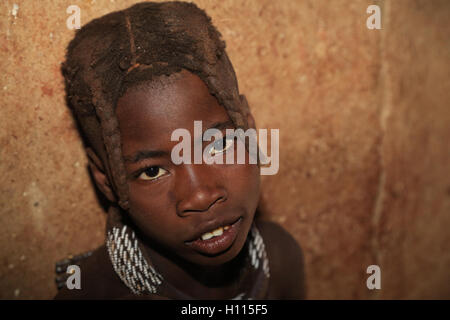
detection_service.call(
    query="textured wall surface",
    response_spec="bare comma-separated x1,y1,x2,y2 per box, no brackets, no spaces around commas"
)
0,0,449,299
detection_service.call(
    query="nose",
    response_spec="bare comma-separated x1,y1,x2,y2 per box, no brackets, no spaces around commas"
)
175,164,227,217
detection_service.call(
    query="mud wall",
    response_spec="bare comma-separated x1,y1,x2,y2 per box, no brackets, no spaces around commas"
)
0,0,449,299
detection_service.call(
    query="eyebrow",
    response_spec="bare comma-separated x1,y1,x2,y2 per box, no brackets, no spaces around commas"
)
123,120,235,164
123,150,168,164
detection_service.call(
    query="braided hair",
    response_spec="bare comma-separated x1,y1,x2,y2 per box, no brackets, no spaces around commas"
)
62,1,251,211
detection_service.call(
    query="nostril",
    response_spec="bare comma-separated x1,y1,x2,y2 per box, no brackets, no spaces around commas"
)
177,189,227,217
208,195,226,210
215,195,227,205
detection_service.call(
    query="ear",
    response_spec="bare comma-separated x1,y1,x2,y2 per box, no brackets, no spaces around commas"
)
86,147,117,203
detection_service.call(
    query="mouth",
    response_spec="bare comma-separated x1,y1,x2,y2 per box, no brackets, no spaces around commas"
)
184,217,242,256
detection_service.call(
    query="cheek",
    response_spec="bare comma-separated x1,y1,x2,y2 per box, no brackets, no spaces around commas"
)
126,183,180,244
223,162,260,212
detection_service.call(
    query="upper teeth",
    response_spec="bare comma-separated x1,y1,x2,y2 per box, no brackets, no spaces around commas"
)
201,225,230,240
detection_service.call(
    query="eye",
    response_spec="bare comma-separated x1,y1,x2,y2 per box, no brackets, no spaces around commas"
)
209,136,234,156
137,166,168,181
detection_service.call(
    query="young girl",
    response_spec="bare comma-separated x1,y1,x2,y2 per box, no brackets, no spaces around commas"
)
55,1,305,300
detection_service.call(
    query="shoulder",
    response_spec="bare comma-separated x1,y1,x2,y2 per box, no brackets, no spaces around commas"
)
255,220,306,299
54,245,131,299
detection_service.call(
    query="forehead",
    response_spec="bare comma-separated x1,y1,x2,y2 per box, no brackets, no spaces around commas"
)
115,70,230,154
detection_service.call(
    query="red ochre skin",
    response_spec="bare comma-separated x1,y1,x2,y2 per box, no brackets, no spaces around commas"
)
115,70,260,266
114,70,260,298
85,70,306,299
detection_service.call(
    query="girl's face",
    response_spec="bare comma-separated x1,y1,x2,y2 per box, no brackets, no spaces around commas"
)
115,70,260,267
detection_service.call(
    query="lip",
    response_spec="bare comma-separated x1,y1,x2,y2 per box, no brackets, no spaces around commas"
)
185,216,242,243
184,217,242,256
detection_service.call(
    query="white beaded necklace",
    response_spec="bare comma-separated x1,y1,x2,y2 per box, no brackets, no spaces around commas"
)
106,224,270,296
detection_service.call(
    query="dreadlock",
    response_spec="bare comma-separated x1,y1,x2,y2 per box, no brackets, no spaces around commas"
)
62,1,250,211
